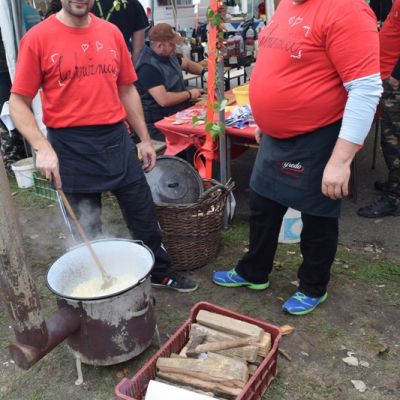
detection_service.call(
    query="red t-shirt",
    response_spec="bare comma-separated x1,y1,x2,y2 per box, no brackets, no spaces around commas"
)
250,0,379,139
380,0,400,80
11,14,137,128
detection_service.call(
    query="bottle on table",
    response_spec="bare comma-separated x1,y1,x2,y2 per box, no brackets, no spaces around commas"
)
245,27,255,56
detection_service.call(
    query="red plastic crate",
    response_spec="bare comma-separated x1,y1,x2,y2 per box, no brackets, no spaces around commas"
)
115,301,282,400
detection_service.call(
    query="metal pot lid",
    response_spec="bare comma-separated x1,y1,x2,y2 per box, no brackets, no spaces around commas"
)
145,155,203,204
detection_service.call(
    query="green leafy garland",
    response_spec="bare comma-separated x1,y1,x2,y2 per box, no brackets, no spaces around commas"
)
192,5,227,140
95,0,128,21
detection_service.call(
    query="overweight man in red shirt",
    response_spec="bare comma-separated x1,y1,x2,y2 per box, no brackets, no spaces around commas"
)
9,0,197,292
213,0,382,315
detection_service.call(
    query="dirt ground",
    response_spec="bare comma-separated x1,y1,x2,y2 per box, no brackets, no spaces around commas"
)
0,137,399,400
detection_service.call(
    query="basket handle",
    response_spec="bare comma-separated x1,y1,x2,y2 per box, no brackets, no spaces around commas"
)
198,178,234,203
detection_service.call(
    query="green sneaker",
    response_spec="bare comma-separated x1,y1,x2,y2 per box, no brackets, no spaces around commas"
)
212,269,270,290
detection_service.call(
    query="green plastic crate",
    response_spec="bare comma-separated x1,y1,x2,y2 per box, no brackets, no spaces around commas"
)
32,170,57,201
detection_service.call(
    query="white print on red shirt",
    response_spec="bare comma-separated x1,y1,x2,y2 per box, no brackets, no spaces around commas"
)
49,41,119,87
259,15,311,61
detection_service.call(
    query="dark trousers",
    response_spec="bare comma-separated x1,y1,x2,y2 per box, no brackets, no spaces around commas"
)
236,190,338,297
65,177,172,280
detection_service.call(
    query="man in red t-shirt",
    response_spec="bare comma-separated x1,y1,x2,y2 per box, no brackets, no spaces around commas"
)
213,0,382,315
358,0,400,218
9,0,197,292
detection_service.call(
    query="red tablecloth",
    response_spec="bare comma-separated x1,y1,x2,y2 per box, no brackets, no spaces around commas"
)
154,105,256,158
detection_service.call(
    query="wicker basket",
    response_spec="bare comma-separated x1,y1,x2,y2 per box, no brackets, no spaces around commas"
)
155,179,234,270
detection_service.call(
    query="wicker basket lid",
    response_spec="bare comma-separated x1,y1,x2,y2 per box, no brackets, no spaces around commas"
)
145,156,203,204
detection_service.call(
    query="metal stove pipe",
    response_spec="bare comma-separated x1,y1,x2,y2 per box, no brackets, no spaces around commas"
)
0,157,80,369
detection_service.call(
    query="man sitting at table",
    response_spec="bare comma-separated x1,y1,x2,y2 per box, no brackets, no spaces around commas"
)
135,23,205,141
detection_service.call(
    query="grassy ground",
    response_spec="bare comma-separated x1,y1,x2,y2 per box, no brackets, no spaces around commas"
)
0,181,399,399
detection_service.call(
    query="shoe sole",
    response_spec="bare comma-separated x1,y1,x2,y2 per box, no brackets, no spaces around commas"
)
213,280,270,291
358,210,400,218
283,292,328,316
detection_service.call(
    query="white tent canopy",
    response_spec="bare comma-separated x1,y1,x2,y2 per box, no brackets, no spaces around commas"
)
0,0,24,80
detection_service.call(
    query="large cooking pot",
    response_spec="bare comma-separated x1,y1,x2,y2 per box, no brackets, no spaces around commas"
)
46,239,156,366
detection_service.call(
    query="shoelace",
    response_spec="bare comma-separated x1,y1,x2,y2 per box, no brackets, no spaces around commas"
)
293,292,313,305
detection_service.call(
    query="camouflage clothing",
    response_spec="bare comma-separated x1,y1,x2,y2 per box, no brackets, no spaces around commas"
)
0,125,26,176
0,30,27,175
380,79,400,205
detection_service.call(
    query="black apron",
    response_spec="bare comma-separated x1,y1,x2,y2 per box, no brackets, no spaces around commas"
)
47,122,144,193
250,120,342,218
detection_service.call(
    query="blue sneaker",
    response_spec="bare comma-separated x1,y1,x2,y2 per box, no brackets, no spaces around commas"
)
282,291,328,315
212,269,270,290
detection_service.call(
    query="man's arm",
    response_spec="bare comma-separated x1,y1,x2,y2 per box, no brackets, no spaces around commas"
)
118,84,156,171
149,85,203,107
180,57,204,75
9,93,61,188
321,74,382,200
321,138,360,200
131,29,145,65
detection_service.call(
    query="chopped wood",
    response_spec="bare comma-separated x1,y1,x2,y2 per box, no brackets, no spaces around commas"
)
278,348,292,361
190,324,239,342
196,310,264,341
158,371,240,399
247,363,259,375
170,353,186,359
186,333,207,357
190,323,270,361
157,352,249,388
279,324,295,336
257,332,272,357
216,345,259,363
179,345,188,357
255,355,264,364
194,337,255,354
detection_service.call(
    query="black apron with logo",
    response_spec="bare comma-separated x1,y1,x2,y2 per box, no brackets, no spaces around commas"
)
47,122,143,193
250,120,342,218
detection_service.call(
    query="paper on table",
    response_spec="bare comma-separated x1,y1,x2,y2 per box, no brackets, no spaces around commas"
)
145,380,213,400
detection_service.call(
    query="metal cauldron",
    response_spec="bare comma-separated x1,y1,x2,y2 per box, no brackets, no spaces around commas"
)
46,239,156,366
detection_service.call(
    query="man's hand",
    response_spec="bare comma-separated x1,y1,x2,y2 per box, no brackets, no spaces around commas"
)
254,126,262,144
188,88,204,101
321,160,351,200
389,76,399,90
137,140,156,172
35,138,62,189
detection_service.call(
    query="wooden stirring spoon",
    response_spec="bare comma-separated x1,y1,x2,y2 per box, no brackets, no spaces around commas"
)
57,189,114,290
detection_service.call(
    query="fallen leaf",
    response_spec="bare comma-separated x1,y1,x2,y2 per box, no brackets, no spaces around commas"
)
287,251,296,255
29,234,39,240
116,370,124,378
279,325,295,336
376,284,385,288
342,356,359,366
359,360,370,368
351,380,367,393
290,280,299,287
300,351,309,357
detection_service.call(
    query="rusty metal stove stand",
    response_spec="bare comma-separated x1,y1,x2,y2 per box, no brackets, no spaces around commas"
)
0,158,158,384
